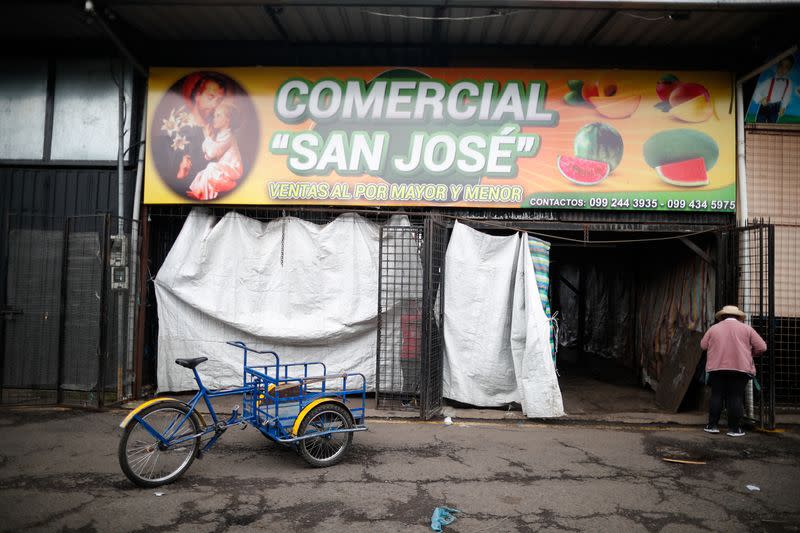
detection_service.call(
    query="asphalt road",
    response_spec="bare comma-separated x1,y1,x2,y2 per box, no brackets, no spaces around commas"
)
1,408,799,532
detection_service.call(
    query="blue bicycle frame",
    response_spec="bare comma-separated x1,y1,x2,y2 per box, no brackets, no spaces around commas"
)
131,341,367,455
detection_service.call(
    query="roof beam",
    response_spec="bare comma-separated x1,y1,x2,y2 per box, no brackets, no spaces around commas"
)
125,41,753,70
430,5,447,65
582,10,615,45
263,5,290,41
680,237,715,267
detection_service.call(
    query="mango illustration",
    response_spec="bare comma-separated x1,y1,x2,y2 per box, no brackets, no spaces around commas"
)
668,83,710,108
587,94,641,119
669,94,714,123
656,74,680,102
582,79,618,101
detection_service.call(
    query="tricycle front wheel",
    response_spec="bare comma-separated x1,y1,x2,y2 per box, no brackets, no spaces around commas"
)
297,403,354,467
119,401,201,487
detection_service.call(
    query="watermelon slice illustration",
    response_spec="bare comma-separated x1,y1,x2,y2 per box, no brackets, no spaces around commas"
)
557,155,610,186
655,157,708,187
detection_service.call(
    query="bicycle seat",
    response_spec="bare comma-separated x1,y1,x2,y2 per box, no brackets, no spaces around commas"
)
175,357,208,369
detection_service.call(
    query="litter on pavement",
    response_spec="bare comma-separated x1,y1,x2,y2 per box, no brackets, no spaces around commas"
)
431,506,461,531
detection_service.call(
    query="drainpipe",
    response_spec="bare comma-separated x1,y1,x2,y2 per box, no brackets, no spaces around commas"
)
734,44,797,420
735,83,748,227
734,72,754,419
116,68,126,400
85,0,148,400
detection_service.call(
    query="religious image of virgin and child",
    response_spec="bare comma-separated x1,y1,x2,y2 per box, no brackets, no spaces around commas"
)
151,71,258,201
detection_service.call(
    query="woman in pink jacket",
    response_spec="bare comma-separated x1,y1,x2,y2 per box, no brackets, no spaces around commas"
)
700,305,767,437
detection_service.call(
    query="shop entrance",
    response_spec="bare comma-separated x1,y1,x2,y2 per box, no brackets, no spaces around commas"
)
549,223,777,428
550,232,717,416
374,218,735,420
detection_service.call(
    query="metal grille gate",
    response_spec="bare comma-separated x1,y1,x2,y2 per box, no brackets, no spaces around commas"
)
720,222,776,429
420,216,447,419
376,215,447,419
1,214,136,407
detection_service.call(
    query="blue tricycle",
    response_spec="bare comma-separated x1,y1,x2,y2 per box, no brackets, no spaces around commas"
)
118,341,367,487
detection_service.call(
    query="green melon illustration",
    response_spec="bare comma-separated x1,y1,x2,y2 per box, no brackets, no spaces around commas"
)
573,122,624,172
643,129,719,170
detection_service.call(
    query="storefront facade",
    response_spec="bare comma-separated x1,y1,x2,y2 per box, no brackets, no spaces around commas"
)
1,1,798,424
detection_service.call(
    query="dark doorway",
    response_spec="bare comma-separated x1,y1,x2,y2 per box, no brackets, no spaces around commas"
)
551,232,717,415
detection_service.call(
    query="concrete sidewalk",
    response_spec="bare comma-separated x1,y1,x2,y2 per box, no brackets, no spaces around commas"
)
120,393,800,429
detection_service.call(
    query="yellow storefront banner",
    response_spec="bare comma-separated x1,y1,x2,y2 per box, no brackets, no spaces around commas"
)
145,67,735,212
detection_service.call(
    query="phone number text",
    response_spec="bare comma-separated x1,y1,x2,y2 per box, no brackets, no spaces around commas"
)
528,197,736,211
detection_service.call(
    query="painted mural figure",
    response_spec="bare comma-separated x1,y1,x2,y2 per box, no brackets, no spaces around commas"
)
754,56,795,123
168,74,228,186
187,100,244,200
151,70,257,200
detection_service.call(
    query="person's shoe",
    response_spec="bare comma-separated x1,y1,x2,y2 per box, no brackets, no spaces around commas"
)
727,429,746,437
703,425,720,434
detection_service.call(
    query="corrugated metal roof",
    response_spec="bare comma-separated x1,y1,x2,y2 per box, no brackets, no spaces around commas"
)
3,2,797,57
114,5,285,40
590,9,776,47
104,4,792,49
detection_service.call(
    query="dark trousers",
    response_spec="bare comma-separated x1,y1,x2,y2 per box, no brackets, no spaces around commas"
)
756,102,781,123
708,370,750,430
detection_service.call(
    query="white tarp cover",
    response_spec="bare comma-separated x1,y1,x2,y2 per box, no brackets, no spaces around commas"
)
155,209,414,392
442,222,564,417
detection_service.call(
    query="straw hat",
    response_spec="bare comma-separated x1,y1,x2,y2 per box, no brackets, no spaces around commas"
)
715,305,746,320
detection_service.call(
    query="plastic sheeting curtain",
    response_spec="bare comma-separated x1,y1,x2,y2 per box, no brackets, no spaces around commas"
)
155,209,414,392
528,236,556,362
442,222,564,418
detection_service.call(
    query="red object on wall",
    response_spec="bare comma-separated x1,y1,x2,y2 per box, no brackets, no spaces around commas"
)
400,306,421,360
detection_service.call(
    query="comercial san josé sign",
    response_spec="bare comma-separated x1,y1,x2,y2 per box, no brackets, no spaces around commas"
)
144,67,735,212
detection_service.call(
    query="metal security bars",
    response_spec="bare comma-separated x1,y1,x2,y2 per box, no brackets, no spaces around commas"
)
376,215,448,418
376,223,424,411
772,224,800,408
419,216,447,420
728,222,775,429
1,214,138,407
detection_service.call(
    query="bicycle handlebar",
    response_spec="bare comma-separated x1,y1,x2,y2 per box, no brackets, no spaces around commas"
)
225,341,279,356
227,341,281,384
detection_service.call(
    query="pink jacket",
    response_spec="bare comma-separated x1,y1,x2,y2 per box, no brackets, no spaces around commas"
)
700,318,767,375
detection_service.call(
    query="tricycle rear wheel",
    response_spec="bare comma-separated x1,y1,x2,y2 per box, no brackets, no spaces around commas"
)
297,403,353,467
